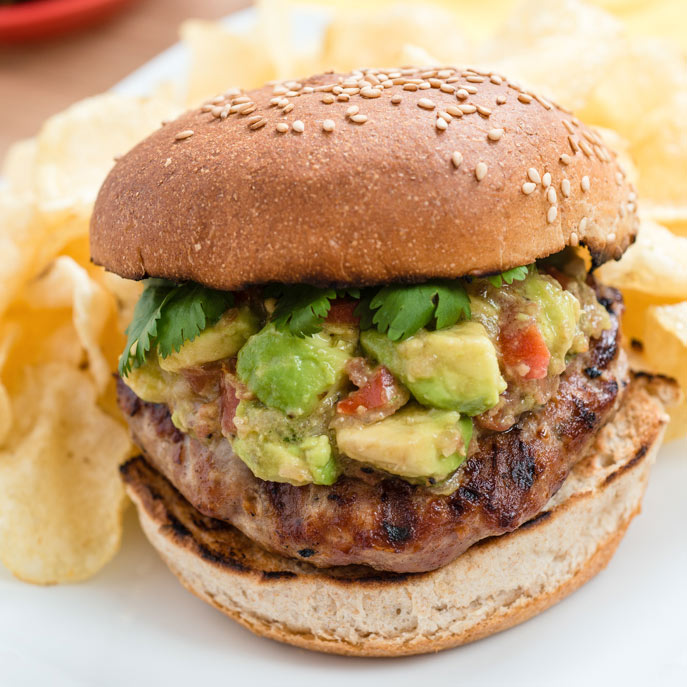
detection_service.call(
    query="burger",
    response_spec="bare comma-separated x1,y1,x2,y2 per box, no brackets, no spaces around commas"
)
90,67,671,656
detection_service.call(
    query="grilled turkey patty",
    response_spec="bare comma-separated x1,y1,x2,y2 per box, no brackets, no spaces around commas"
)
118,287,626,573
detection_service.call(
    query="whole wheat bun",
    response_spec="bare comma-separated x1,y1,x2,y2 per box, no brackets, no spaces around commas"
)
121,376,674,657
90,67,638,290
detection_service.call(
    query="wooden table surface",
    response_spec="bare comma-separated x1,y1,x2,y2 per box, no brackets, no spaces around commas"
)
0,0,250,159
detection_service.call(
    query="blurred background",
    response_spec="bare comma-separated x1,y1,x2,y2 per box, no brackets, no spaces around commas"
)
2,0,687,157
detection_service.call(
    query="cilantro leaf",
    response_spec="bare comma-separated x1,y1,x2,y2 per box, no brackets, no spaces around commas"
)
118,279,234,377
487,265,531,288
267,285,338,337
368,280,471,341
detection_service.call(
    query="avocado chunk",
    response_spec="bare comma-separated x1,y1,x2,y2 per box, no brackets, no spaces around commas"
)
237,325,351,416
361,322,506,415
516,272,580,374
232,400,340,485
158,306,259,372
123,356,172,404
335,406,472,481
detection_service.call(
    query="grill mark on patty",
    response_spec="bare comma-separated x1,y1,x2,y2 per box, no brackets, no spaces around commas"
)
117,285,626,573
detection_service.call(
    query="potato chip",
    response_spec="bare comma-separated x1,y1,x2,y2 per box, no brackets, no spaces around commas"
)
596,220,687,299
398,44,439,68
182,20,281,106
322,3,470,72
34,92,180,219
1,138,37,199
664,399,687,442
619,289,684,343
0,364,131,584
479,0,623,111
18,257,116,395
630,89,687,206
641,204,687,239
579,37,687,138
644,302,687,390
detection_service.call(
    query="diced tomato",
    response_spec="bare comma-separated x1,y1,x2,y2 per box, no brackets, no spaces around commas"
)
220,377,240,435
542,265,571,290
326,299,360,325
501,322,551,380
337,366,395,415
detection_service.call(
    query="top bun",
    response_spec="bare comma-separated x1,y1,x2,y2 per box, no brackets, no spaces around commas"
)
90,67,638,290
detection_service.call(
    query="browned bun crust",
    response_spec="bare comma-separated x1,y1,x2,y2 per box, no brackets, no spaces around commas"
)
121,376,671,656
90,67,638,290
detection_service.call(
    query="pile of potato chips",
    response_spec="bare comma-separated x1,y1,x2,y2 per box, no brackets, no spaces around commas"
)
1,0,685,585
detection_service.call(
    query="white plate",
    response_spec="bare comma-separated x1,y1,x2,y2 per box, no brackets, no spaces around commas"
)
2,7,686,686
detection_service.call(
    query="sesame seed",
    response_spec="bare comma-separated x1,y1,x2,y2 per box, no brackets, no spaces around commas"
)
346,105,359,116
562,120,575,134
496,94,507,105
542,172,552,188
220,106,230,119
343,87,360,95
437,69,453,78
547,206,558,223
233,96,251,104
337,94,350,102
561,179,571,198
350,114,368,124
547,187,557,204
527,168,541,184
273,86,288,95
210,95,225,104
535,95,553,110
476,105,492,117
440,84,456,94
302,86,314,93
437,111,452,122
490,74,503,85
429,78,442,88
322,119,335,132
246,115,262,125
466,75,485,83
581,176,590,192
391,94,402,104
276,122,289,133
456,89,469,100
570,231,579,246
419,82,431,90
446,105,462,117
475,162,488,181
579,140,593,157
518,93,533,104
568,136,580,154
174,129,194,140
560,154,572,165
436,118,448,131
607,232,616,242
285,90,298,97
238,103,256,115
249,117,267,130
164,157,172,167
522,182,536,195
459,104,476,114
488,128,504,141
282,103,294,114
403,84,418,91
211,106,223,118
361,87,382,98
292,120,305,133
418,98,436,110
451,151,463,168
201,104,214,112
579,217,588,232
616,171,624,185
321,94,335,104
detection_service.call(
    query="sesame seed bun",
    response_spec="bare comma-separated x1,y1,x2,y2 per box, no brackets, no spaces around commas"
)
90,67,638,289
120,375,671,656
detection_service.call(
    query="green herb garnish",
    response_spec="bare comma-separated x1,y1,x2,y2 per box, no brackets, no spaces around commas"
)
119,279,234,376
487,265,531,288
364,280,471,341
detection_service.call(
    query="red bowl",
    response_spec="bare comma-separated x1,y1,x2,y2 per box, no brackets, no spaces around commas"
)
0,0,138,43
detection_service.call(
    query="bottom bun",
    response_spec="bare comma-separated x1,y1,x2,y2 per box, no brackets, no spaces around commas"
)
122,376,672,657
